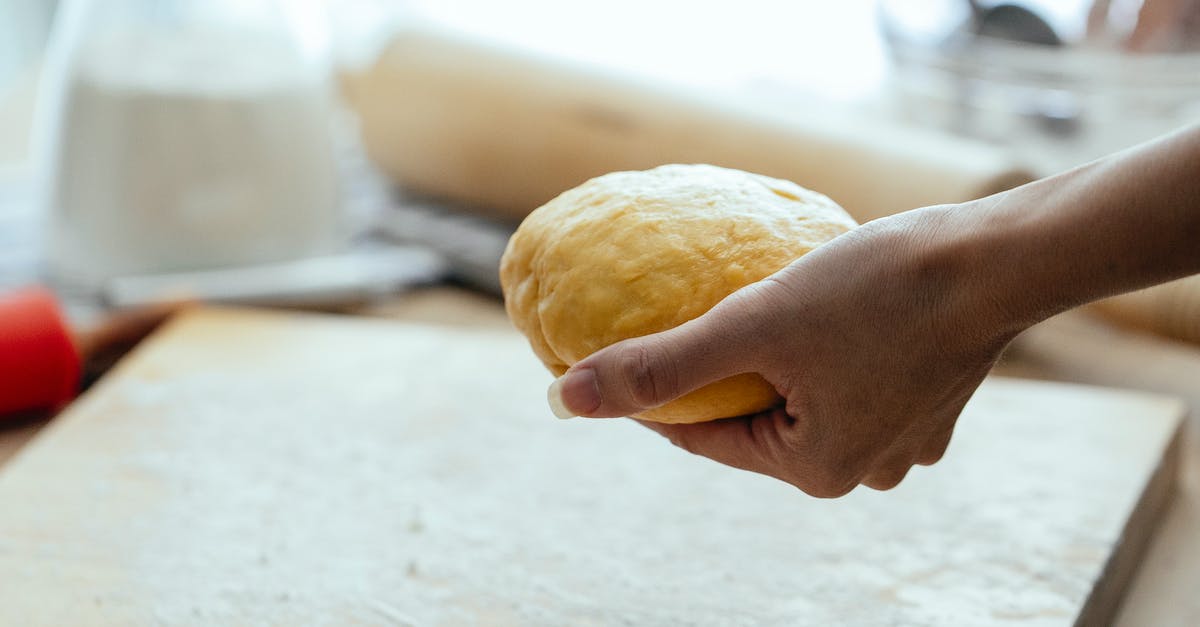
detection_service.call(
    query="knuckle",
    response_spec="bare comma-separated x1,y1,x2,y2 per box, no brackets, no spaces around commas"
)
865,467,911,491
825,446,873,484
775,432,873,499
756,273,803,306
798,476,858,499
615,341,677,409
785,460,862,499
916,447,947,466
917,432,954,466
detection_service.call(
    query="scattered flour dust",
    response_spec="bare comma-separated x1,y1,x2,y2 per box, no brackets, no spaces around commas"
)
34,318,1147,626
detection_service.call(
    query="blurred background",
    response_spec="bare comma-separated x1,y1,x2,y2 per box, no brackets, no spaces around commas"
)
0,0,1197,322
2,5,1200,622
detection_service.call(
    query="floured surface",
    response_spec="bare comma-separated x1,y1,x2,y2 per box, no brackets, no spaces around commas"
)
0,308,1183,626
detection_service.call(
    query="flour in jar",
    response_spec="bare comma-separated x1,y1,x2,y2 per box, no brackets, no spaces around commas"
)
43,27,342,288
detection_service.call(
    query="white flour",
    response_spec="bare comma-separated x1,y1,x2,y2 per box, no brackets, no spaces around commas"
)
43,27,342,287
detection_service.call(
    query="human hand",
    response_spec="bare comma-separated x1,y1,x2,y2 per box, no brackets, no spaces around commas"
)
548,206,1020,497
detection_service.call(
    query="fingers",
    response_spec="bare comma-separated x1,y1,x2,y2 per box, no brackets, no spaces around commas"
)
639,409,871,498
636,408,795,477
638,409,960,497
862,424,956,490
861,448,916,491
915,426,954,466
548,313,759,419
546,272,791,420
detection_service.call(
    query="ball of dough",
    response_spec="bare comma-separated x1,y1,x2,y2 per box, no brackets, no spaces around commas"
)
500,164,857,423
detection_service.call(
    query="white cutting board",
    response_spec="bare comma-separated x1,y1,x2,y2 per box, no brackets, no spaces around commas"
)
0,308,1183,626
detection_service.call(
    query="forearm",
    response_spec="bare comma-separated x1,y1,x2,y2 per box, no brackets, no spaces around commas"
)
959,125,1200,332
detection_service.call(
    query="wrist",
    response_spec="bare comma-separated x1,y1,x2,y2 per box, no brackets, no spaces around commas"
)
933,182,1097,342
944,193,1055,335
875,201,1038,352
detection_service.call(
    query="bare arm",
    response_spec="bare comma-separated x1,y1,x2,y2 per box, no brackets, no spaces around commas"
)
967,124,1200,330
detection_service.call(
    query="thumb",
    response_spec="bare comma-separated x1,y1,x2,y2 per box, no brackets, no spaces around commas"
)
547,314,756,419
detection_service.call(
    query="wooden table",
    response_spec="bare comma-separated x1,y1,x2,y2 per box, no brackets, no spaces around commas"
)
1,287,1198,625
1002,307,1200,627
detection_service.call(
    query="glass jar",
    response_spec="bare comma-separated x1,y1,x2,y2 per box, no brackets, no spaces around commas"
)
36,0,343,292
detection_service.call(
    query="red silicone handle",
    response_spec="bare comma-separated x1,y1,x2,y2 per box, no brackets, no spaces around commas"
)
0,287,81,416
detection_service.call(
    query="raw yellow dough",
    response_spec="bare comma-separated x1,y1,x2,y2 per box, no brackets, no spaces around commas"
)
500,164,857,423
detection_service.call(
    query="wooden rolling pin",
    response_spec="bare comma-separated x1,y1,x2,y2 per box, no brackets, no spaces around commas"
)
1091,276,1200,345
340,26,1034,224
